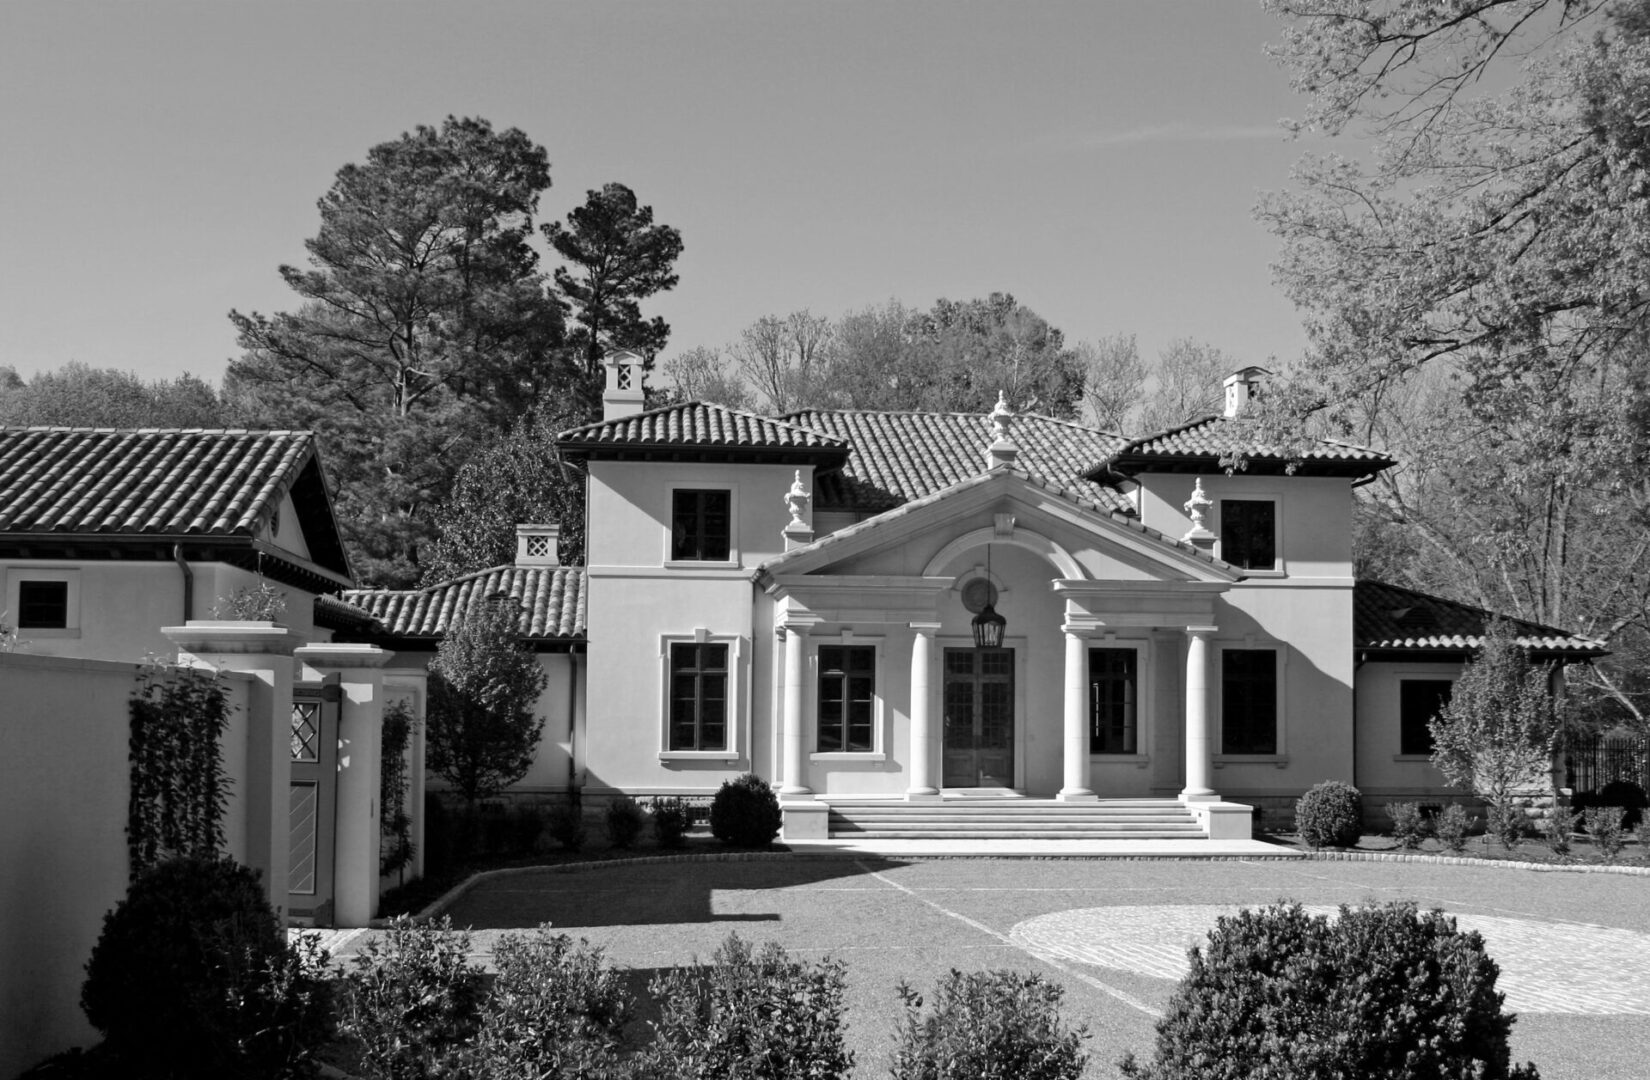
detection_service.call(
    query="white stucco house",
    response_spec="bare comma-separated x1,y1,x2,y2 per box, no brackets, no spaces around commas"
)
346,353,1602,842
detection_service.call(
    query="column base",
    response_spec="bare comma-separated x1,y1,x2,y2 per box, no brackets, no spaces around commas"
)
778,785,814,798
1057,789,1098,802
1179,790,1220,804
780,800,830,840
904,790,942,803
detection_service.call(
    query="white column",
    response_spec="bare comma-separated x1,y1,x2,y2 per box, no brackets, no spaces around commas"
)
1181,626,1218,802
906,622,941,798
1058,628,1096,800
780,623,811,796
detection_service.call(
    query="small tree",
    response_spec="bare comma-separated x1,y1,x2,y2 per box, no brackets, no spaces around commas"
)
427,595,548,807
1430,621,1563,845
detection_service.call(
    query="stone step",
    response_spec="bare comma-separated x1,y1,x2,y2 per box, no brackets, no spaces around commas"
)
823,799,1206,840
831,829,1208,840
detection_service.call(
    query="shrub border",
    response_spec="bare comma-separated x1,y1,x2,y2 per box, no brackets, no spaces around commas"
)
398,847,1650,924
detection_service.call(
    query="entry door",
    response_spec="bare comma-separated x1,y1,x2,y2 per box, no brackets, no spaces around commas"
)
942,648,1015,788
287,693,338,922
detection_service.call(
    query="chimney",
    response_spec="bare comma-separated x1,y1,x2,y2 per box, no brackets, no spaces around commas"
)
515,523,561,567
1222,366,1272,418
602,349,647,422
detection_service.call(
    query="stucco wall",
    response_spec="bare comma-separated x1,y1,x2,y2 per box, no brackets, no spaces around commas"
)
1354,659,1462,800
0,560,318,663
0,653,252,1078
1134,473,1354,581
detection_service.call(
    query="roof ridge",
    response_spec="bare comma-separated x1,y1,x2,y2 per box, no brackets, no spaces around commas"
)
0,426,312,436
350,562,584,597
778,407,1111,433
560,400,844,443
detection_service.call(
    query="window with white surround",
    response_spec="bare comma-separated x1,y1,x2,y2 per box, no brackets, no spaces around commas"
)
667,487,737,565
4,568,80,636
1219,646,1283,756
1218,498,1279,571
1088,647,1139,755
659,633,744,759
811,636,886,758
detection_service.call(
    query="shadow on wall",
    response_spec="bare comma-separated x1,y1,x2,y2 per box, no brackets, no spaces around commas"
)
442,857,912,931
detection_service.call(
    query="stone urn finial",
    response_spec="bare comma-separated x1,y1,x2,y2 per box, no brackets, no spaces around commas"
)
990,390,1014,442
986,392,1020,470
783,469,810,529
1182,478,1216,550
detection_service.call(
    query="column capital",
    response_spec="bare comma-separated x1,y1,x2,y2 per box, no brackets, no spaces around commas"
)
780,611,823,634
1185,625,1219,638
1060,623,1090,637
908,620,943,633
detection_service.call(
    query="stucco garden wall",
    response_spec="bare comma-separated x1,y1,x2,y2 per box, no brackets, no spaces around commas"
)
0,653,252,1079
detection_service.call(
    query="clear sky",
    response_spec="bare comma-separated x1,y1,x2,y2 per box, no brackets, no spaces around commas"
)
0,1,1326,386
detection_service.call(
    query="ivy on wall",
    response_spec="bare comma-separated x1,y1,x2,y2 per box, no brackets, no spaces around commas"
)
127,662,231,876
380,699,417,878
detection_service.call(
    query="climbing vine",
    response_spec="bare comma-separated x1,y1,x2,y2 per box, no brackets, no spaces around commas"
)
380,699,417,878
127,661,232,877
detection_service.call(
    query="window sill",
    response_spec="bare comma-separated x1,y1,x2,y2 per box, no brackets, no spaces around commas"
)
662,559,741,571
810,752,886,763
1233,569,1287,579
658,751,740,763
1213,754,1289,768
1090,753,1151,768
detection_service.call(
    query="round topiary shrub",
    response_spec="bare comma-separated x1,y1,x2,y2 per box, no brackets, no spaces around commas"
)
1120,902,1540,1080
709,772,782,848
1295,780,1363,849
1596,779,1648,831
81,856,332,1078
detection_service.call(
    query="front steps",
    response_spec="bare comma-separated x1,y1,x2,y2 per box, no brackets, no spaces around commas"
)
822,797,1206,841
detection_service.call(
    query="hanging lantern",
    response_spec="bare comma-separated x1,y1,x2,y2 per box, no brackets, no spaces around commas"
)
972,601,1006,649
972,543,1006,648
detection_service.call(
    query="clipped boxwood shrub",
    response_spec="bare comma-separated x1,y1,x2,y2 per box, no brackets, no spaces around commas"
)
605,795,647,849
80,856,332,1079
890,969,1088,1080
644,933,851,1080
650,796,692,849
1295,780,1362,849
1120,902,1540,1080
710,772,782,848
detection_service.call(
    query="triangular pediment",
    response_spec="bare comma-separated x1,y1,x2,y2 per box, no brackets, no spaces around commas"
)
756,467,1240,587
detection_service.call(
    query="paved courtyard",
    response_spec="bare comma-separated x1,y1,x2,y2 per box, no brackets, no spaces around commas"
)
329,857,1650,1079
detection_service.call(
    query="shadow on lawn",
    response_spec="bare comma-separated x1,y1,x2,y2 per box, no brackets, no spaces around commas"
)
443,855,911,930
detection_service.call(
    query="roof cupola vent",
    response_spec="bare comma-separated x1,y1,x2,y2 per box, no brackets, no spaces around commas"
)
515,523,561,567
1222,366,1272,418
602,349,647,422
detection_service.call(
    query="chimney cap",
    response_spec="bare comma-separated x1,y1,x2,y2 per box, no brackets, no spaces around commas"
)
1222,366,1273,418
515,523,561,567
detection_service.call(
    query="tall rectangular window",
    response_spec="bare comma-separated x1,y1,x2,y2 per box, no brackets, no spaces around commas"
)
1088,648,1138,754
1220,500,1276,570
17,580,68,628
671,490,731,561
668,642,728,751
1222,648,1278,755
817,645,875,752
1400,680,1452,756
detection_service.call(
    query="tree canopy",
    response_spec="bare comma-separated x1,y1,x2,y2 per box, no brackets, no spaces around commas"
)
1260,0,1650,726
0,363,230,428
227,117,680,586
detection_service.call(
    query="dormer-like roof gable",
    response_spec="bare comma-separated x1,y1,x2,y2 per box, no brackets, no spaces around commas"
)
1088,415,1395,481
556,401,849,465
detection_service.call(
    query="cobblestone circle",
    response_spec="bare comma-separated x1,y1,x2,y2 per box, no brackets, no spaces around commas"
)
1010,905,1650,1016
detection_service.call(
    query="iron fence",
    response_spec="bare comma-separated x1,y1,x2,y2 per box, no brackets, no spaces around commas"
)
1562,732,1650,794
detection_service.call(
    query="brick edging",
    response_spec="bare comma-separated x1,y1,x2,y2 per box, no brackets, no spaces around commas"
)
1303,849,1650,875
390,846,1650,923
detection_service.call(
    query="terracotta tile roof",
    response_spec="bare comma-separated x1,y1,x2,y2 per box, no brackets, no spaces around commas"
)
557,402,848,459
759,465,1236,577
1355,580,1604,657
781,410,1134,514
1096,416,1395,478
345,565,586,642
0,427,315,536
313,593,380,631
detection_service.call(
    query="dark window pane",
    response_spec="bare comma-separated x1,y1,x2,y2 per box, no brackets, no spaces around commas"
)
1088,648,1138,754
671,489,732,561
17,580,68,628
1222,649,1277,755
817,645,875,753
1400,680,1452,756
1221,500,1276,570
669,642,730,750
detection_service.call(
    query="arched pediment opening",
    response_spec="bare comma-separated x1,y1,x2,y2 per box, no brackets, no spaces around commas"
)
922,526,1085,580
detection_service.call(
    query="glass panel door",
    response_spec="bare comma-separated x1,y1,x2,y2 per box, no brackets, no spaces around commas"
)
941,648,1015,788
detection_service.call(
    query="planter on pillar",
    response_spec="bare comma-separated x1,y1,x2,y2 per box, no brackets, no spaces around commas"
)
162,621,302,918
295,643,393,928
